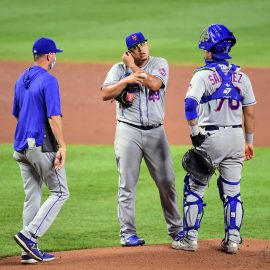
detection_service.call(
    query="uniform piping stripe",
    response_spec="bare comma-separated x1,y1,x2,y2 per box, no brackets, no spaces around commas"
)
33,153,63,236
242,101,257,106
139,91,143,125
116,156,121,225
146,89,149,125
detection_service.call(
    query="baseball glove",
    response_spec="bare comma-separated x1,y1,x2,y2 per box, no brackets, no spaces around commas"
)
115,89,135,106
182,148,215,179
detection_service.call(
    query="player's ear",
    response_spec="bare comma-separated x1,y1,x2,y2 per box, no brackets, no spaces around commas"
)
204,51,212,60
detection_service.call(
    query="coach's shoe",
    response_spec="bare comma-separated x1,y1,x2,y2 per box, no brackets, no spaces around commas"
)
172,236,198,251
42,252,55,261
221,239,238,254
21,254,38,264
21,252,55,264
121,235,145,247
14,232,43,261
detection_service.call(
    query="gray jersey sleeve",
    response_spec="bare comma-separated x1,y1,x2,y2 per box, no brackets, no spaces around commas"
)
186,72,206,103
242,73,256,106
150,57,169,88
103,63,124,87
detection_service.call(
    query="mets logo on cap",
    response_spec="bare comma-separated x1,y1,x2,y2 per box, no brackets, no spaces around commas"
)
132,35,137,41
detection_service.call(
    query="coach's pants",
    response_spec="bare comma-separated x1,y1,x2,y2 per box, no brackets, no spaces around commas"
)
14,146,69,243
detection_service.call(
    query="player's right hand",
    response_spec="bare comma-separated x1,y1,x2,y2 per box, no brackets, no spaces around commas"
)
122,52,135,68
54,148,66,170
245,144,254,160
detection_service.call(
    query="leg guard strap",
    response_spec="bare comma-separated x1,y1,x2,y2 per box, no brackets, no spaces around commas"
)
224,194,244,232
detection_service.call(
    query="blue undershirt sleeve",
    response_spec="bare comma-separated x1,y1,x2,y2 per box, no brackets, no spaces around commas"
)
185,97,199,121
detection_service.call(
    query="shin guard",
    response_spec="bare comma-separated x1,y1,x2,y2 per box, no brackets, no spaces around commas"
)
183,174,206,234
217,177,244,242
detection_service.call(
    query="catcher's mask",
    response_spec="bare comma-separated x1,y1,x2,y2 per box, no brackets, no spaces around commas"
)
198,24,236,59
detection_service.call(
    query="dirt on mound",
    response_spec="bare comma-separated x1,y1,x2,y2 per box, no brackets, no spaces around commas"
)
0,239,269,270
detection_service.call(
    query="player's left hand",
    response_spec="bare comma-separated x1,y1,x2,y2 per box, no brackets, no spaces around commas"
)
190,133,206,147
54,148,66,170
245,144,254,160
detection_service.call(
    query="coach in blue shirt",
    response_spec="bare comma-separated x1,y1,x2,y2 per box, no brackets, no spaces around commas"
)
13,37,69,264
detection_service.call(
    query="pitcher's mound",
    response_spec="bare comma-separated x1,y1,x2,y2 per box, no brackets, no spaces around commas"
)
1,239,269,270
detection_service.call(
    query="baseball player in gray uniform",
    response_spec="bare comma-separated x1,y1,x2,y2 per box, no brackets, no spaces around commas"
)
101,32,183,247
172,24,256,254
13,37,69,263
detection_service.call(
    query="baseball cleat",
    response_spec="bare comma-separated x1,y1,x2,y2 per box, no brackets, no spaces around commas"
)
221,239,238,254
121,235,145,247
21,252,55,264
172,236,198,251
14,232,43,261
41,252,56,261
21,254,38,264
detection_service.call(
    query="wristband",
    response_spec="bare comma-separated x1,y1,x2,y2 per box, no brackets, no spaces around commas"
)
58,147,66,152
245,133,254,144
189,124,200,136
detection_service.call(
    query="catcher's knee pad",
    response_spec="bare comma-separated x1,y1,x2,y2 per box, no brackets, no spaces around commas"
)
217,177,244,238
183,174,206,232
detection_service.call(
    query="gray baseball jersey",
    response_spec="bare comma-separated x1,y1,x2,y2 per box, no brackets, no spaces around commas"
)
103,56,168,125
186,64,256,126
103,56,183,242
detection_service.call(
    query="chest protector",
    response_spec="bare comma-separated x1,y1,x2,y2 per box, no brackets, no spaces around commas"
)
200,64,244,104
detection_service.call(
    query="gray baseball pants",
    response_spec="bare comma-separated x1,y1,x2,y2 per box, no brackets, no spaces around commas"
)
13,146,69,243
184,127,245,243
114,121,183,241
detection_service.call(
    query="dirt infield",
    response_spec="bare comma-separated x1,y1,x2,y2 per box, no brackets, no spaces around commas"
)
0,239,269,270
0,61,269,146
0,62,269,269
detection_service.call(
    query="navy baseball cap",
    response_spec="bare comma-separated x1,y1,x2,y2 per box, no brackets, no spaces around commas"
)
126,32,147,50
32,37,64,54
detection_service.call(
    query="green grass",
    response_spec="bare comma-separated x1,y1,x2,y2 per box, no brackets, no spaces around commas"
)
0,144,269,258
0,0,270,66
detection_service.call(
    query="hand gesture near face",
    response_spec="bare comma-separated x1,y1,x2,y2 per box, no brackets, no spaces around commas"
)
122,52,136,68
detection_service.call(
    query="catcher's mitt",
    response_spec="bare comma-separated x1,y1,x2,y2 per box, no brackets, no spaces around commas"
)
182,148,215,179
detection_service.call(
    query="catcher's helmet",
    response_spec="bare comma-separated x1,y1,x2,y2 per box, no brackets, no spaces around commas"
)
198,24,236,59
